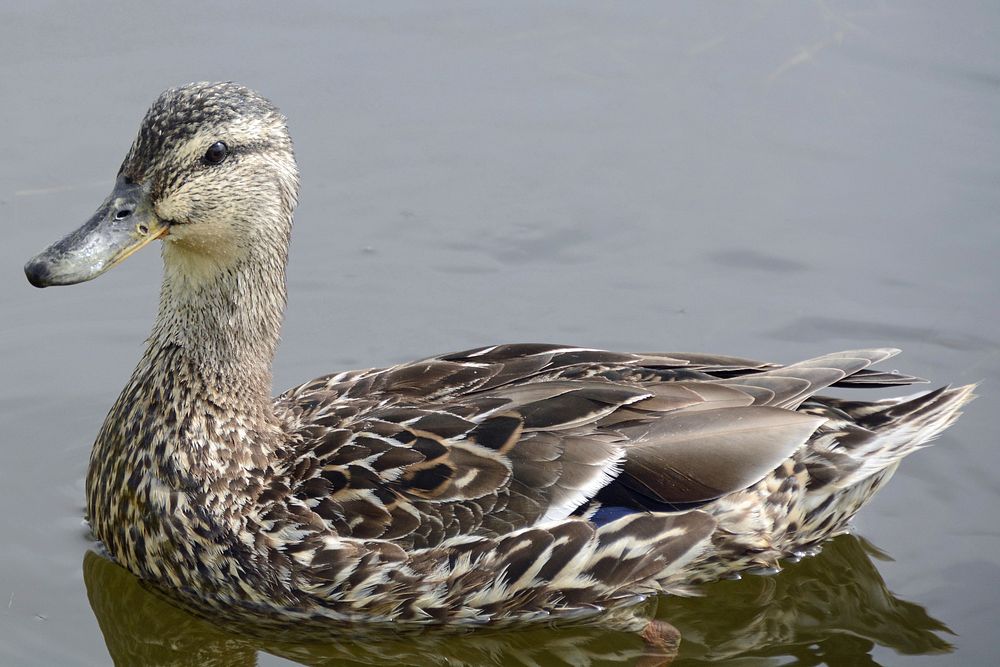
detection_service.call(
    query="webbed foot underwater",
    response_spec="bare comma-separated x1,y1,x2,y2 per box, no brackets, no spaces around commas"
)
26,82,975,626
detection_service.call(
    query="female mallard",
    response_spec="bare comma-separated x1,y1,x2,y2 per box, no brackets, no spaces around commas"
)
25,82,973,627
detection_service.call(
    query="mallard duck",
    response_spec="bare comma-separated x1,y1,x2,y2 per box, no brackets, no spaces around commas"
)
24,82,974,627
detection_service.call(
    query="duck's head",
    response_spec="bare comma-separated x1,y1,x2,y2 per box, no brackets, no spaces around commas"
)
25,82,299,288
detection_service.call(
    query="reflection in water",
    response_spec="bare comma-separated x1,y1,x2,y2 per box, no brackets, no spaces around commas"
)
85,535,952,667
660,536,952,665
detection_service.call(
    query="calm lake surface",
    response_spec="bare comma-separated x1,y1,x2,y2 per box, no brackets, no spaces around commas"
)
2,2,998,665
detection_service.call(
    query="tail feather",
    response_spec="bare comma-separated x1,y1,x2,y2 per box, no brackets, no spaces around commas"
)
838,384,975,486
858,384,974,429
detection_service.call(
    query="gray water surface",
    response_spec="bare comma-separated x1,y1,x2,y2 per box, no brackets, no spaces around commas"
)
2,2,998,665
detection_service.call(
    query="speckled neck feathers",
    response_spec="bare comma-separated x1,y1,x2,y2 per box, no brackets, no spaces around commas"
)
151,215,290,402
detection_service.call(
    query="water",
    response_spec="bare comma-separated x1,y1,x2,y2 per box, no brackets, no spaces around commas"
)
2,2,998,665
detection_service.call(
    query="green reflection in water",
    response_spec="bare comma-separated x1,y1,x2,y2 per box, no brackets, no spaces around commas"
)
85,535,952,666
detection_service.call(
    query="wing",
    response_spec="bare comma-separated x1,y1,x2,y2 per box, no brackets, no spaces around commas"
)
274,345,920,549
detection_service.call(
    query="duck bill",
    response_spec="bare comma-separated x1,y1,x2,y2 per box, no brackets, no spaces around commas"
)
24,178,168,288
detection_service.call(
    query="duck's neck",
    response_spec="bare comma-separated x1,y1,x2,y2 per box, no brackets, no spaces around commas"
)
148,237,288,407
91,228,292,497
86,234,293,568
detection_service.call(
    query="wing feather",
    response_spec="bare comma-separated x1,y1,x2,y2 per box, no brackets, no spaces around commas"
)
274,344,920,550
616,406,825,504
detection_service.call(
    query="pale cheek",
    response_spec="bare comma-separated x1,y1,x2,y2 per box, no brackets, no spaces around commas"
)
156,193,192,224
167,221,241,258
163,232,243,287
158,183,244,260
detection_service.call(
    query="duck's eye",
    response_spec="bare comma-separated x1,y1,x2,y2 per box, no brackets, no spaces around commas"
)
204,141,229,165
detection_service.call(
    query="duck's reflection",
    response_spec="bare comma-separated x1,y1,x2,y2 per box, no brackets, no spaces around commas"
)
659,536,953,665
85,534,952,667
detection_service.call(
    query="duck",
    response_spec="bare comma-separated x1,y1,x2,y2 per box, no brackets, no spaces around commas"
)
24,82,974,628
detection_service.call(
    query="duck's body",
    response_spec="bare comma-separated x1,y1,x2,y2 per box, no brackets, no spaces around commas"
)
26,83,973,626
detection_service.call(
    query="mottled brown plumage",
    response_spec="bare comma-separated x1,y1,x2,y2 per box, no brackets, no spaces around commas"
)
25,82,975,627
